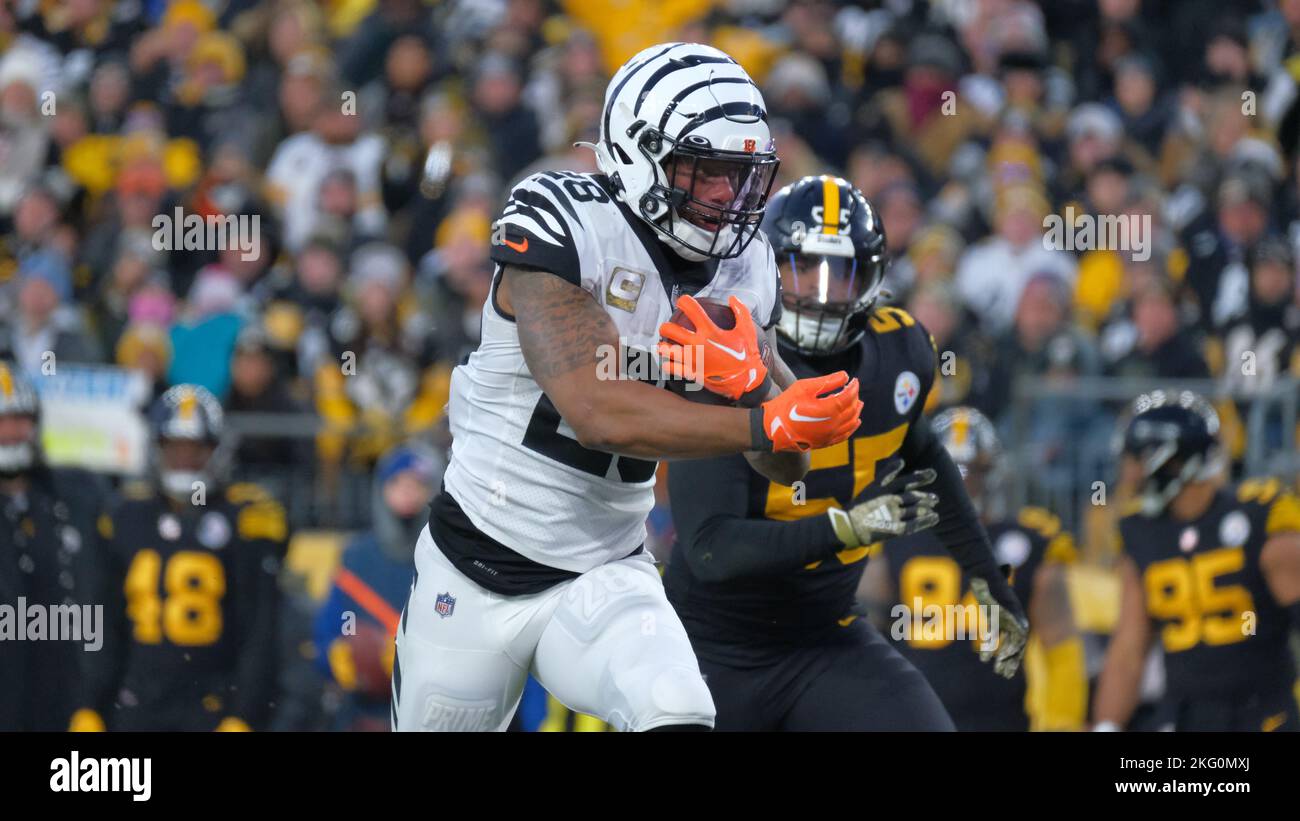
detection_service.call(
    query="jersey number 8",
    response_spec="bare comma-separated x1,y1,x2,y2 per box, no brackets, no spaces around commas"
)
125,549,226,646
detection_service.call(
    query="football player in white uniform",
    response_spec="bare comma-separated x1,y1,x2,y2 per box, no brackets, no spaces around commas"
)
393,43,871,732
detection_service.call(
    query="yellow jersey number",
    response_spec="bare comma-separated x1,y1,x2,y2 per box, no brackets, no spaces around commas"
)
764,306,921,569
125,549,226,646
1143,546,1254,653
897,555,980,649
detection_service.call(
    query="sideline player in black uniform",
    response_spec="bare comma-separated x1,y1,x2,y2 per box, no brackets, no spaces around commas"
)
866,406,1087,731
73,385,285,731
0,362,109,730
664,176,1029,731
1094,390,1300,731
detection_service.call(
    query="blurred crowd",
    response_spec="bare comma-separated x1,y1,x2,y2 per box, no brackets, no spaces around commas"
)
3,1,1300,569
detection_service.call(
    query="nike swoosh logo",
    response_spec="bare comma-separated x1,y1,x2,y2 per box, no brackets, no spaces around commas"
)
708,339,747,361
769,417,786,437
789,406,830,423
503,236,529,253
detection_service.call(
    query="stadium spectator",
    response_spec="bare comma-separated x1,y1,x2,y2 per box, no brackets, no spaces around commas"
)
469,52,541,185
78,158,171,294
265,81,387,252
90,240,169,356
1213,236,1300,395
114,320,171,404
907,280,998,417
168,264,244,397
313,243,443,524
226,324,310,485
1103,277,1211,379
955,184,1077,334
312,441,441,730
0,249,101,373
986,271,1101,416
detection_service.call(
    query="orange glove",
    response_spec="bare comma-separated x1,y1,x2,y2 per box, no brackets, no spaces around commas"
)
657,295,771,403
752,371,862,452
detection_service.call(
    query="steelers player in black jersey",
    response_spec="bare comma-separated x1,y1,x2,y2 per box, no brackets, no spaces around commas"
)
1093,390,1300,732
865,407,1087,731
72,385,285,731
663,176,1029,731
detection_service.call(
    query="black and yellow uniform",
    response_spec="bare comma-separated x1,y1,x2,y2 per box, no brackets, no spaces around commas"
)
82,482,285,731
883,507,1079,731
1120,478,1300,732
666,307,1020,730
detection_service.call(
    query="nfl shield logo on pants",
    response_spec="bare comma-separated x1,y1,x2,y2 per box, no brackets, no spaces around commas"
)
435,592,456,618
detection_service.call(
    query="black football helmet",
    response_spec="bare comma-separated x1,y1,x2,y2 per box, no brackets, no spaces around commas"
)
148,384,228,502
760,175,887,356
1120,390,1222,517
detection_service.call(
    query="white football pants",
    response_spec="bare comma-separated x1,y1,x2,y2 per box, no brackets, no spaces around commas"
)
392,525,715,731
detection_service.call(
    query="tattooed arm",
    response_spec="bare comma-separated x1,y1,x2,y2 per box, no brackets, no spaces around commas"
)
500,265,760,459
742,326,810,484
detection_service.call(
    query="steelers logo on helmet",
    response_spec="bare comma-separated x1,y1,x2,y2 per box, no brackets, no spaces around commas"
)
761,175,888,356
149,384,229,503
0,360,42,477
593,42,780,261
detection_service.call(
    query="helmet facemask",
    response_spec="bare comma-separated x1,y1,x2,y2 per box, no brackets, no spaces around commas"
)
149,384,230,504
1121,400,1224,518
1128,438,1214,518
157,437,221,503
0,414,39,478
955,453,1008,522
643,134,779,261
777,242,884,356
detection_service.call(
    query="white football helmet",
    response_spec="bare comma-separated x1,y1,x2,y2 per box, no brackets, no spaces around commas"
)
590,42,780,261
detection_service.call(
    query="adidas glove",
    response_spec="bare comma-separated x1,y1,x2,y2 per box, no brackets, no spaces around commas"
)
828,458,940,547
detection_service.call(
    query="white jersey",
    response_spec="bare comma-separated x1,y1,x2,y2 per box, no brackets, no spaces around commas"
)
441,171,780,573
